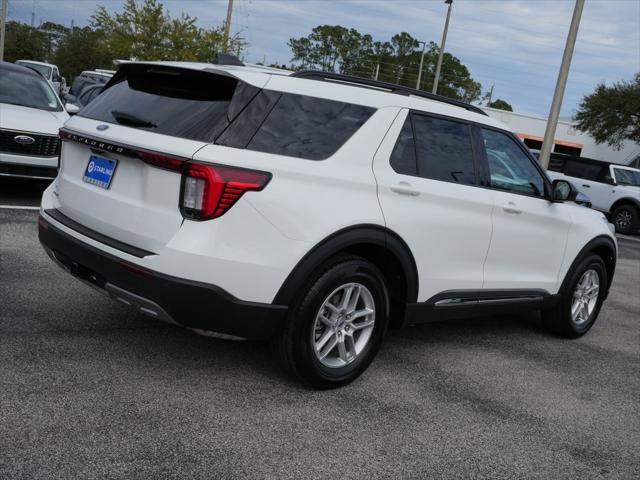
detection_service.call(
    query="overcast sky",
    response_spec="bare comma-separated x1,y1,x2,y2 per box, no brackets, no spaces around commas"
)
7,0,640,117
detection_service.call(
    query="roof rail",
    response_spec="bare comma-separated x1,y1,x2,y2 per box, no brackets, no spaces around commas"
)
291,70,487,116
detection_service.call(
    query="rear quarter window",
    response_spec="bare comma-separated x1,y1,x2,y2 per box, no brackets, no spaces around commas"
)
242,93,375,160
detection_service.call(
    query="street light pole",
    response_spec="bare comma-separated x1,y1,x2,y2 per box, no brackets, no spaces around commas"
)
416,41,427,90
539,0,585,169
432,0,453,95
0,0,7,63
222,0,234,54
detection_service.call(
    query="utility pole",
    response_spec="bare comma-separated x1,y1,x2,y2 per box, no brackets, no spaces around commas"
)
0,0,7,62
374,63,380,81
432,0,453,95
539,0,585,169
415,41,426,90
222,0,234,54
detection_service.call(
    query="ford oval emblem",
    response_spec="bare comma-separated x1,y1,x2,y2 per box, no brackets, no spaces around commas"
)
14,135,36,145
96,124,109,131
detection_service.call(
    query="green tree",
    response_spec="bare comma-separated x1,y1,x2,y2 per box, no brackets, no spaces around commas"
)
53,26,113,80
90,0,244,62
91,0,169,60
487,98,513,111
574,74,640,149
287,27,482,103
3,21,46,62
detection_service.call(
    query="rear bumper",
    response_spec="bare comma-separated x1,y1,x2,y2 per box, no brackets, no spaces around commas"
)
38,214,288,340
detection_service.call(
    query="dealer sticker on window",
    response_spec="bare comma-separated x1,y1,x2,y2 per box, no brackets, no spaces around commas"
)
82,155,117,189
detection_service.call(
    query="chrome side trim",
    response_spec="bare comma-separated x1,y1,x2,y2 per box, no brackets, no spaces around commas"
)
435,295,544,307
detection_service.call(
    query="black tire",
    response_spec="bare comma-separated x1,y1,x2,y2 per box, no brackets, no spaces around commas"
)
542,254,607,338
272,254,389,389
611,204,639,235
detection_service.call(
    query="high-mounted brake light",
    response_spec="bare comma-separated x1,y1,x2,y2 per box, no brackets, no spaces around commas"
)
180,162,271,220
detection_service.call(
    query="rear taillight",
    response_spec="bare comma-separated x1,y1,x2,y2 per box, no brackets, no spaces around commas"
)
180,162,271,220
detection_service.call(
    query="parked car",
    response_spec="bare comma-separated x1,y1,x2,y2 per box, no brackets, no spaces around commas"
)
39,60,617,388
0,61,68,179
15,60,66,95
545,153,640,234
64,84,104,115
63,69,113,106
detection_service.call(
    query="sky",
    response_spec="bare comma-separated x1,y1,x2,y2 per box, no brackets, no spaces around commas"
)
6,0,640,117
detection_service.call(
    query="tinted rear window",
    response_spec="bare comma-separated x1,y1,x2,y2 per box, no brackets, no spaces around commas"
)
79,66,242,142
80,66,375,157
243,93,375,160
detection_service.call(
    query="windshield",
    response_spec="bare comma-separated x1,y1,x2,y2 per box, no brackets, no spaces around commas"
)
614,168,640,187
16,61,52,79
0,70,62,111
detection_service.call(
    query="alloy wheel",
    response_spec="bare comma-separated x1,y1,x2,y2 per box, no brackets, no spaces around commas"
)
571,269,600,325
312,282,376,368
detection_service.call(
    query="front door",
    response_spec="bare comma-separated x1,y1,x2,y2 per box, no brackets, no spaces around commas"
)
479,127,571,293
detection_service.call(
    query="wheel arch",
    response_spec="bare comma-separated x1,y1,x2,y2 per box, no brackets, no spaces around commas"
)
610,197,640,213
560,235,617,299
273,224,419,327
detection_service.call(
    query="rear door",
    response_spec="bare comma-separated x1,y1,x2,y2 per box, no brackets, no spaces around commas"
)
55,64,266,253
373,109,494,301
478,127,571,292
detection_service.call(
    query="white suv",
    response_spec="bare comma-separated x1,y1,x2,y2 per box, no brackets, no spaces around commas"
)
546,154,640,235
39,61,617,388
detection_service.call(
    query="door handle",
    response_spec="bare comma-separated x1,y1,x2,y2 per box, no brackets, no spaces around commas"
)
390,182,420,196
582,184,591,188
502,202,522,214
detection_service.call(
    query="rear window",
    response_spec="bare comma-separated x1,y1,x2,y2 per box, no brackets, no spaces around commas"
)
80,65,375,158
79,66,243,142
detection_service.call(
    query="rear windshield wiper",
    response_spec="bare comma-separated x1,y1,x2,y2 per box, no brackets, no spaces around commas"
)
111,110,157,128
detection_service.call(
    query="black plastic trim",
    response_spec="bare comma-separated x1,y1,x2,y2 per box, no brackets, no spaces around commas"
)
292,71,488,116
45,208,154,258
38,214,287,340
557,235,617,300
405,289,558,325
272,224,419,305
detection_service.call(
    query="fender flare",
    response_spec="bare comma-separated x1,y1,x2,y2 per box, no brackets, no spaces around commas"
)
610,196,640,212
273,224,419,305
559,235,617,298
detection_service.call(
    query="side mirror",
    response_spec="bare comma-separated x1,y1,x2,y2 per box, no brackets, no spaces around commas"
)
552,179,578,202
602,175,616,185
65,103,80,115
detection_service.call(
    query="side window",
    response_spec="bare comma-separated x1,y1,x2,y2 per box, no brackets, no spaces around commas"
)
613,168,640,187
564,160,605,181
411,114,476,185
389,116,417,175
481,128,545,197
246,93,375,160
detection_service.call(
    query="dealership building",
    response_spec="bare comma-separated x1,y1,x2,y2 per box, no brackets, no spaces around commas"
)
481,106,640,168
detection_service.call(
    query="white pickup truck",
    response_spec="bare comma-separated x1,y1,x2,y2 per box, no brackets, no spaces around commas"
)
546,154,640,235
15,60,66,96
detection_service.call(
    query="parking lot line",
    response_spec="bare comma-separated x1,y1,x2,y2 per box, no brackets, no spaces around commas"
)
0,205,40,211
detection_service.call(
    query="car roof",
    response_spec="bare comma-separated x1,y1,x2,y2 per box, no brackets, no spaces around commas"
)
79,70,114,77
119,60,508,131
16,60,55,68
0,61,42,77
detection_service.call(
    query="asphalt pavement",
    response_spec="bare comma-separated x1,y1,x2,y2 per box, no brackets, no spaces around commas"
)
1,183,639,479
